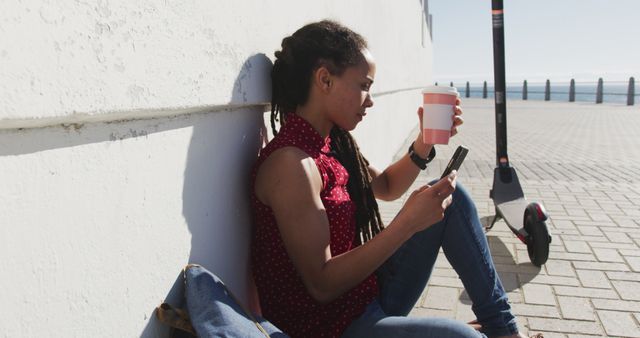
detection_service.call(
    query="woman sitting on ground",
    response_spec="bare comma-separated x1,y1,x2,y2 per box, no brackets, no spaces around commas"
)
250,20,541,338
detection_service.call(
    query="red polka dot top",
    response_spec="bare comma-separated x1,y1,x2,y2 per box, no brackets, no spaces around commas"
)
250,114,379,338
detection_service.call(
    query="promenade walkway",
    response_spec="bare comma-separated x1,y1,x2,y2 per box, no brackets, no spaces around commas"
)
378,98,640,337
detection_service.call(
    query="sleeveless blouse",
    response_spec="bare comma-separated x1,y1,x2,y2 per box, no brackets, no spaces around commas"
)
250,114,378,338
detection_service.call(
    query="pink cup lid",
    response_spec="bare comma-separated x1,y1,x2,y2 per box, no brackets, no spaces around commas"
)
422,86,459,96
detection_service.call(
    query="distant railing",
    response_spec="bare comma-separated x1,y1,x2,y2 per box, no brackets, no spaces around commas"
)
436,77,637,106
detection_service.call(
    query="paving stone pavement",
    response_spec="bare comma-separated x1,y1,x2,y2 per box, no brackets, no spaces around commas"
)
377,98,640,337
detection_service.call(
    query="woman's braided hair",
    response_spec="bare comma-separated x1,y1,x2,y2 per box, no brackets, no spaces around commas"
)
270,20,384,244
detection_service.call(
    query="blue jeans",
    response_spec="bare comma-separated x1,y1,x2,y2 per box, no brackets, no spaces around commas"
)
341,182,519,338
184,265,289,337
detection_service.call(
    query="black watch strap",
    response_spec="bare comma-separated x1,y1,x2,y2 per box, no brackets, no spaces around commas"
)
408,143,436,170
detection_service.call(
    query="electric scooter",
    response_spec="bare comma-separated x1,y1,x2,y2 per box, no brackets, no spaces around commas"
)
486,0,552,267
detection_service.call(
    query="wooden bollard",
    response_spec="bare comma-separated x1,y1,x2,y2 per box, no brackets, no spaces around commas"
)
569,79,576,102
465,81,470,98
596,78,603,103
545,79,551,101
522,80,528,100
628,77,635,106
483,81,488,99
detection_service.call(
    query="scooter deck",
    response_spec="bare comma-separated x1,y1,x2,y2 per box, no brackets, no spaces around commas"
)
491,167,528,236
495,198,528,232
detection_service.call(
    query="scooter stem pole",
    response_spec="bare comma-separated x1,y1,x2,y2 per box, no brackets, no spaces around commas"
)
491,0,509,167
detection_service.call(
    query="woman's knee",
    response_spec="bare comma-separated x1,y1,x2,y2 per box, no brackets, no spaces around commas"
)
452,181,474,206
444,181,481,225
427,179,473,204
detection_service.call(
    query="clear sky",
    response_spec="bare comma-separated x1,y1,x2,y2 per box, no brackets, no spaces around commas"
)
430,0,640,84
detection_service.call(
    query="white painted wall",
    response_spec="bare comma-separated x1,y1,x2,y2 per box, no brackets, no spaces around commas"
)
0,1,433,337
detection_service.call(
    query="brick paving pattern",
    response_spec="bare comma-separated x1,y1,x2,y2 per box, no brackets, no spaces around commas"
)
377,98,640,337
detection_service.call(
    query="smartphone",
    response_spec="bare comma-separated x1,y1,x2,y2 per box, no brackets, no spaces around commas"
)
441,145,469,179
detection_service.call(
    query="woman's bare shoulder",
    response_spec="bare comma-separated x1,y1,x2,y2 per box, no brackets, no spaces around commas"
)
255,146,322,205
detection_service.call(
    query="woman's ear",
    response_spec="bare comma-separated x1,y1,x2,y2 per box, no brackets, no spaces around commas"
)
314,66,333,93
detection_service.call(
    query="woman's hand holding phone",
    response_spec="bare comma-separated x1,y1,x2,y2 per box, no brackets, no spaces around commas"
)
395,172,458,234
394,145,469,234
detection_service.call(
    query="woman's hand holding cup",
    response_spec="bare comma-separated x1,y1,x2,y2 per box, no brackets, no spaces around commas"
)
413,99,463,159
418,86,464,148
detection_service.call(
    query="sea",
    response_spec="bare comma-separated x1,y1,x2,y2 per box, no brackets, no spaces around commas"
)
450,81,636,105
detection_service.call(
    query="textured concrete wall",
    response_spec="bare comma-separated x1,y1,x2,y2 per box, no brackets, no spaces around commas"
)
0,1,433,337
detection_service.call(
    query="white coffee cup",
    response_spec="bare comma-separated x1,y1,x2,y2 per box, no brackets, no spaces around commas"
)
422,86,459,144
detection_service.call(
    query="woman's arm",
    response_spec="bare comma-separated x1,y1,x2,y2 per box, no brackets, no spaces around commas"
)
368,139,432,201
370,103,463,201
255,146,456,304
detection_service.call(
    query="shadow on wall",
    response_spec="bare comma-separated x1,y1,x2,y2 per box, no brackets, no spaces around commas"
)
139,53,272,338
183,53,272,295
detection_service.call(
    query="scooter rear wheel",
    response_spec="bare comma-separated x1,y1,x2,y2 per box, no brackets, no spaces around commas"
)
525,216,550,266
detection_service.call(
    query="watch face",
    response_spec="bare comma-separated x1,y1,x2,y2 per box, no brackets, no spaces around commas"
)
426,147,436,162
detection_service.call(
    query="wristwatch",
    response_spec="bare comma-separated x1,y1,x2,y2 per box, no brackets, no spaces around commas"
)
408,142,436,170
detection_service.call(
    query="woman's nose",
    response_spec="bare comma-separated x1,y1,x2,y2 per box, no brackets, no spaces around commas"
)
364,93,374,108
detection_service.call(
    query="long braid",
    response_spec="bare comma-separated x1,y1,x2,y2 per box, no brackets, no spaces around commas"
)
330,128,384,244
269,20,383,243
270,58,284,136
